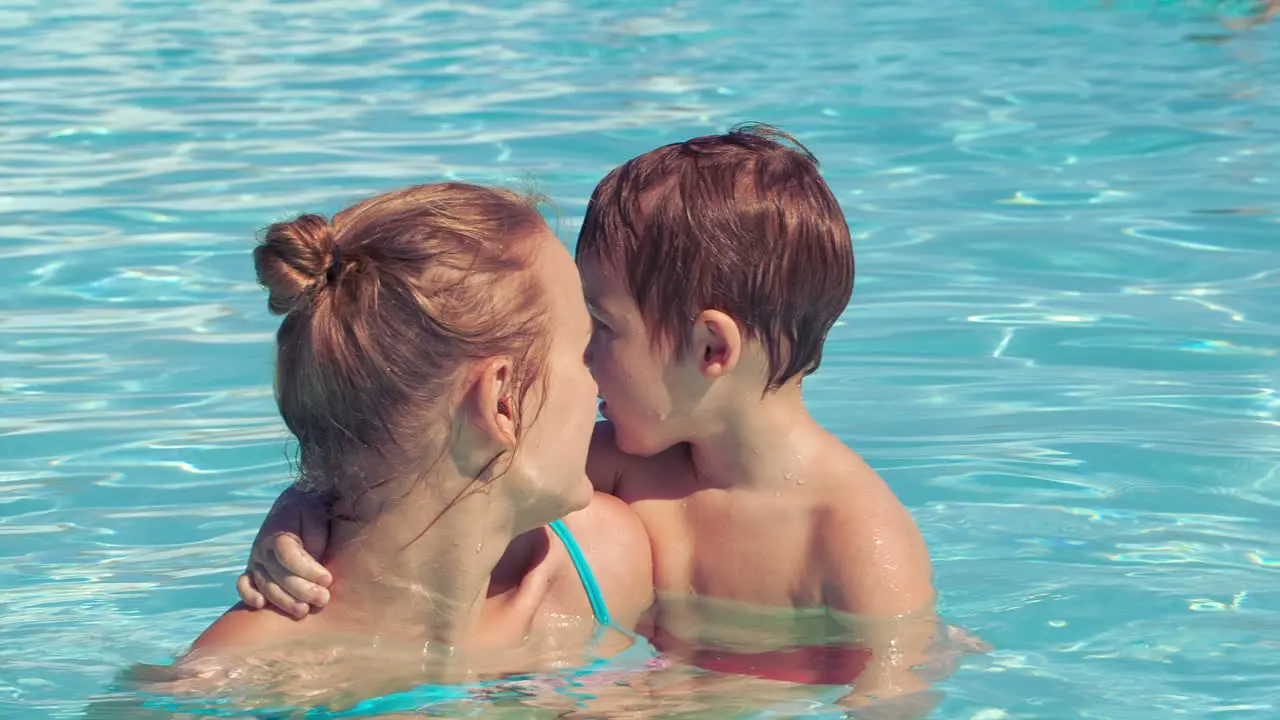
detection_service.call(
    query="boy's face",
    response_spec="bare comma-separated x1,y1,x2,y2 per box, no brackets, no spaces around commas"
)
579,256,700,457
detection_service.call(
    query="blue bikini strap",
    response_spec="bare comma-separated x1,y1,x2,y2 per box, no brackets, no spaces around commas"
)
548,519,612,626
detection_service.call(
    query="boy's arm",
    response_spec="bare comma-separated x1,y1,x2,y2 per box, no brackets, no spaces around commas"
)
823,503,935,617
823,502,943,713
236,485,333,618
832,615,942,717
240,420,632,618
585,420,626,496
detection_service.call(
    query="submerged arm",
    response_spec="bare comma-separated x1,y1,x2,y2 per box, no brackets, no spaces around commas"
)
822,503,945,714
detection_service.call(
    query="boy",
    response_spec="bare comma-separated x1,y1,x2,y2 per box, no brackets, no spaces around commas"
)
239,125,942,708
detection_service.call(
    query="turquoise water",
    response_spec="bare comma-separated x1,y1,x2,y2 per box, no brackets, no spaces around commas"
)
3,0,1279,717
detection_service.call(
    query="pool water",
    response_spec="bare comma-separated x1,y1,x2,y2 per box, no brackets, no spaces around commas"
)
3,0,1278,717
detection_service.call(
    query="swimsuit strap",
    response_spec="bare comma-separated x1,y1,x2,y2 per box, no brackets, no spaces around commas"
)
548,519,612,626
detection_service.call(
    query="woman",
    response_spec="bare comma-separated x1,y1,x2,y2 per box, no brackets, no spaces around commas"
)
182,183,653,703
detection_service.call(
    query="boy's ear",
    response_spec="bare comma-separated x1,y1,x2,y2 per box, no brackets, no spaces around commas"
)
690,310,741,379
465,357,518,450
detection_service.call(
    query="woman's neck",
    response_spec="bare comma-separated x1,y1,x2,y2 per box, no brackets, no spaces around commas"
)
316,480,522,648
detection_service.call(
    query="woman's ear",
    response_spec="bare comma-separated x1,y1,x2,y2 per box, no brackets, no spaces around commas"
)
690,309,742,379
467,357,517,450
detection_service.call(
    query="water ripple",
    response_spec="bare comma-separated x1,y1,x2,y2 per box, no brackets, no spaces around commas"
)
3,0,1280,718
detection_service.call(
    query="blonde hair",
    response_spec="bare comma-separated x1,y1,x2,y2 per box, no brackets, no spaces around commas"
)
254,183,550,509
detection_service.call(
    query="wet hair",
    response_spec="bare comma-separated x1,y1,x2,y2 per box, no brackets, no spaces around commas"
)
254,183,549,510
576,123,854,390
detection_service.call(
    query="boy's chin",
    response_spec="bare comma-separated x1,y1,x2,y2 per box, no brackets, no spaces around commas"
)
613,425,677,458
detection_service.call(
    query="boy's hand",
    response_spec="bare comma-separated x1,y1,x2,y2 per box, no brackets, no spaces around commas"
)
236,487,333,619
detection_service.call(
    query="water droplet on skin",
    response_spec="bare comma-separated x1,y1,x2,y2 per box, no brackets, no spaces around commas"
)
475,543,483,554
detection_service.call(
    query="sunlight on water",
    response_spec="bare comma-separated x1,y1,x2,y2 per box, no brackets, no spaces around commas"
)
2,0,1279,718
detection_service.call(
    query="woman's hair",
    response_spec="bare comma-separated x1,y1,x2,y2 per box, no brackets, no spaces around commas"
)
253,183,550,510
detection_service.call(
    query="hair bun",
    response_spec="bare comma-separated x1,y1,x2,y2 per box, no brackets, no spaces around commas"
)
254,213,337,315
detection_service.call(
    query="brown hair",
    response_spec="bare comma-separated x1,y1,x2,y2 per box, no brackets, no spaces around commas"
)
575,123,854,390
254,183,549,510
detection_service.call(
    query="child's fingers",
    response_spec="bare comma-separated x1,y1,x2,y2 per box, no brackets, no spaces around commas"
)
261,547,331,606
236,573,266,609
252,568,310,619
272,533,333,587
279,574,331,608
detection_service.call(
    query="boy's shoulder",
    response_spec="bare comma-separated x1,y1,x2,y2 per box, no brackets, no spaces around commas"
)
810,440,936,618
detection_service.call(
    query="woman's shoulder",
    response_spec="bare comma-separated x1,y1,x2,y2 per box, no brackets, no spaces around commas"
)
187,602,297,655
557,492,654,629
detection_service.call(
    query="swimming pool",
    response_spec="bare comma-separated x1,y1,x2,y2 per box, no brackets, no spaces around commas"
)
2,0,1277,717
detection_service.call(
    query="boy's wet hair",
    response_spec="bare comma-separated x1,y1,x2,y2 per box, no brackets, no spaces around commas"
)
575,123,854,390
